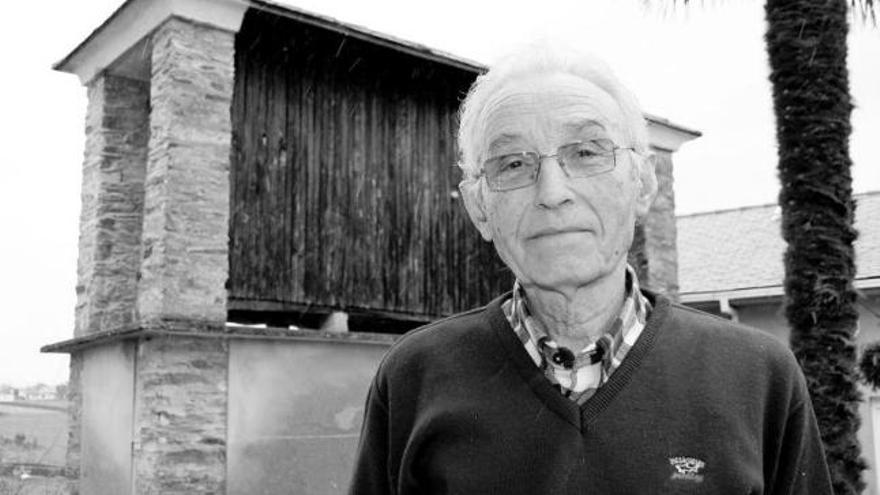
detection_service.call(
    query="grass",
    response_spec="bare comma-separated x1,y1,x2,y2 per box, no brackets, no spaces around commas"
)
0,476,71,495
0,401,67,413
0,402,70,494
0,402,68,466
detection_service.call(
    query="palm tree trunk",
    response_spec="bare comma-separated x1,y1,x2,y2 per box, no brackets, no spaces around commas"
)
765,0,864,492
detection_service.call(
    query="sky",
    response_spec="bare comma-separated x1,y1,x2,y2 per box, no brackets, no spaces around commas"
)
0,0,877,387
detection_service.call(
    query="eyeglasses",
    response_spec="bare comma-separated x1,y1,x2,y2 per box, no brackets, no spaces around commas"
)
478,138,634,192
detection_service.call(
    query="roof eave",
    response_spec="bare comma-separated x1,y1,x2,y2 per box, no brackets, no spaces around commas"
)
53,0,249,85
680,277,880,305
249,0,486,74
53,0,486,86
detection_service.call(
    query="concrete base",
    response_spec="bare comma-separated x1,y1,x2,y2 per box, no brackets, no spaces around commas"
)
47,328,394,495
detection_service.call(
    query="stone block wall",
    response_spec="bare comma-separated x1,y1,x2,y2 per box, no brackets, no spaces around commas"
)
130,17,235,495
137,17,235,329
75,75,149,337
133,337,228,494
644,150,679,299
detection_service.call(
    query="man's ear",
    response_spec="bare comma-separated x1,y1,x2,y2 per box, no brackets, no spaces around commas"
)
459,178,493,242
635,153,658,218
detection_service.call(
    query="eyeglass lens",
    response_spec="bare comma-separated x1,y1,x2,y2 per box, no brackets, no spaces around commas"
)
485,139,617,191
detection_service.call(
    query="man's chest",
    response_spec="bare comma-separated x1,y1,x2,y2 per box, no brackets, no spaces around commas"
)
397,386,764,495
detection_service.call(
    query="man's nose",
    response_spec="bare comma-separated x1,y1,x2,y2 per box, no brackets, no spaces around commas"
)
534,156,574,209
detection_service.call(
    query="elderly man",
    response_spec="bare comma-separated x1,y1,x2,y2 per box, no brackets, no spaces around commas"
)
349,44,832,494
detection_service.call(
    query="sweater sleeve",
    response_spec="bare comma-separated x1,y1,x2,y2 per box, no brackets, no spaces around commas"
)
769,392,834,494
348,376,393,495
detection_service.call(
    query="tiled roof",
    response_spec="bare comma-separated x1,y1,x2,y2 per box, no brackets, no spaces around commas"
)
677,191,880,298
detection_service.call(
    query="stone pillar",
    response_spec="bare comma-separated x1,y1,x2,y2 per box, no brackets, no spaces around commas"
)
130,17,235,494
68,74,149,490
627,223,649,285
75,75,149,337
133,337,228,494
642,115,700,300
643,150,679,299
137,17,234,329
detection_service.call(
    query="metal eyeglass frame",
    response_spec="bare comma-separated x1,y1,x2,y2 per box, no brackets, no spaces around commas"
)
477,138,636,192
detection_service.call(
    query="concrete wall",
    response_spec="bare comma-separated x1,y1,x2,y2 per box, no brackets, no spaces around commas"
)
227,338,389,494
80,343,135,494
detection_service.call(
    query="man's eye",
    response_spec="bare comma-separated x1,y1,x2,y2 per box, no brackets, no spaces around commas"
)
501,158,526,171
575,148,599,159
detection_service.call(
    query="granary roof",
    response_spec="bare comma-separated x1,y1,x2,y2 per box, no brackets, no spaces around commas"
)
54,0,486,85
677,190,880,303
53,0,702,151
248,0,485,73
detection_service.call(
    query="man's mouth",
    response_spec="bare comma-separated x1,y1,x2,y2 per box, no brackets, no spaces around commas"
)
527,227,591,239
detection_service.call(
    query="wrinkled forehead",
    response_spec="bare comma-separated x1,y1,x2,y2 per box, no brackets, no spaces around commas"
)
477,73,626,157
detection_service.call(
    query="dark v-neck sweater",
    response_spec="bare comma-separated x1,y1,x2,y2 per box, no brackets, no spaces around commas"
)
349,293,833,495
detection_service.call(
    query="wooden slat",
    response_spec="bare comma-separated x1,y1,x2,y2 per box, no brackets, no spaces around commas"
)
229,10,512,320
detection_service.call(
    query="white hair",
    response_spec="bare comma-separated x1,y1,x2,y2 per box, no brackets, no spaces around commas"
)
457,42,650,179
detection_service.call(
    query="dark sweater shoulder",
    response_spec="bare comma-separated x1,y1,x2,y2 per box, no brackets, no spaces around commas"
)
663,301,796,365
374,300,501,386
657,300,807,402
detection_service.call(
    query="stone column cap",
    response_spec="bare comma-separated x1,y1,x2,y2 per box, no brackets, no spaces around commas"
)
645,113,702,152
53,0,248,85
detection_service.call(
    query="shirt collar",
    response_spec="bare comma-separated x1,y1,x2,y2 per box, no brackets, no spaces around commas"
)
507,264,650,371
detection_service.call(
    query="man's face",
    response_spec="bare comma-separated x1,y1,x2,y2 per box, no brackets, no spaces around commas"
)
462,72,654,294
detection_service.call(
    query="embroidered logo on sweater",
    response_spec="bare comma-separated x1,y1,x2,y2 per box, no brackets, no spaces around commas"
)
669,457,705,483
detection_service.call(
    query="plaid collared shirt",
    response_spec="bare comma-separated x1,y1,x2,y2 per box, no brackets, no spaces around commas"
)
502,265,652,405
